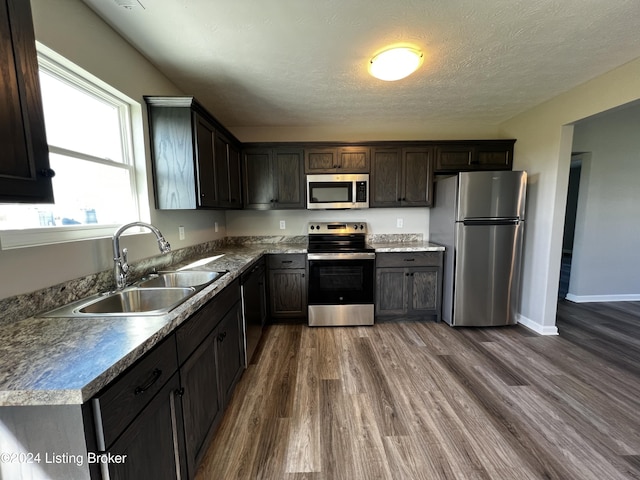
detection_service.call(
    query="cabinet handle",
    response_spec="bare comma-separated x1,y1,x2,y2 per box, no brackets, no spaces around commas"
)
175,387,185,397
134,368,162,395
282,260,293,264
403,258,415,262
301,273,305,278
218,331,227,342
39,168,56,178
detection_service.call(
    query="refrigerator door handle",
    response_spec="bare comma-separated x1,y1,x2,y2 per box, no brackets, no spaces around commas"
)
462,218,520,226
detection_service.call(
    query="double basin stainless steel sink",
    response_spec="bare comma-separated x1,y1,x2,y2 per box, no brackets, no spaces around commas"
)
43,270,227,317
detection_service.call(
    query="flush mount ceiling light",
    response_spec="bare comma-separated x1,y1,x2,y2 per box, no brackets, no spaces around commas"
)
369,47,424,81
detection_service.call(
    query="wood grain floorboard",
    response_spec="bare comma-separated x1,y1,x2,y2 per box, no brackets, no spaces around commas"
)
195,301,640,479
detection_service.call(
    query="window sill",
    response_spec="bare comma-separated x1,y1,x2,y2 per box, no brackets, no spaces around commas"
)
0,224,128,250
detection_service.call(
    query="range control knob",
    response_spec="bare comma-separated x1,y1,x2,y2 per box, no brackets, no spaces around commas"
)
310,225,315,230
316,225,321,230
353,224,358,230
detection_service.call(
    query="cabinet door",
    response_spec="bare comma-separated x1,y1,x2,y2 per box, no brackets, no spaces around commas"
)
243,148,274,209
180,331,222,477
228,142,243,208
0,0,53,203
305,147,338,173
107,373,187,480
435,145,473,171
407,268,440,315
268,269,307,318
370,148,401,207
402,147,433,206
216,302,244,403
273,148,305,208
475,143,513,170
194,113,217,207
214,133,243,209
214,132,230,207
375,268,408,316
243,264,267,364
338,146,370,172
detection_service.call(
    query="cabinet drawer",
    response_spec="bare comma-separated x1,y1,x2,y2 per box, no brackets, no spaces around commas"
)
93,336,178,449
376,251,442,268
268,254,306,269
176,279,241,364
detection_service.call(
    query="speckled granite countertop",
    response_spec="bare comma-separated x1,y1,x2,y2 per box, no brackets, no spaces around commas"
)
0,244,304,407
0,240,442,407
368,241,445,252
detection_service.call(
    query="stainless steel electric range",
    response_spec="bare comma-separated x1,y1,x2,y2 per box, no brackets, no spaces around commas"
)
307,222,375,326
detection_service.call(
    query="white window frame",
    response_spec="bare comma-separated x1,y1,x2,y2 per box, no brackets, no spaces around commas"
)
0,45,146,250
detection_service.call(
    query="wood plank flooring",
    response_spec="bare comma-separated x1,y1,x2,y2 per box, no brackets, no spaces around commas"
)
195,301,640,480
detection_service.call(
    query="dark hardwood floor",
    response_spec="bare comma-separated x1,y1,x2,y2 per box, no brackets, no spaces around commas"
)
195,301,640,480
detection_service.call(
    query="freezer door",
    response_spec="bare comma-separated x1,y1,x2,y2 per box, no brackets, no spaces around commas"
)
453,221,524,326
457,171,527,221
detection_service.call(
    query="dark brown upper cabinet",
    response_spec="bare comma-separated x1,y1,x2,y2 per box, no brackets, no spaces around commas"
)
370,146,433,207
242,147,305,210
435,140,514,172
304,146,370,173
144,96,242,210
0,0,54,203
214,131,242,209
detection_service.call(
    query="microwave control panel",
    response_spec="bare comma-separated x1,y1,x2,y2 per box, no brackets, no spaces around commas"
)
356,181,367,202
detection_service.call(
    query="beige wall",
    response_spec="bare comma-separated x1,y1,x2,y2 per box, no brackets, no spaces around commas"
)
226,208,430,237
0,0,224,300
499,58,640,334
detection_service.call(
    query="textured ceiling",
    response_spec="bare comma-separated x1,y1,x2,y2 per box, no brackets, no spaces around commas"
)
81,0,640,134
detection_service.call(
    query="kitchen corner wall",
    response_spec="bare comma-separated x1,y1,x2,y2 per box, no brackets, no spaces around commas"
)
225,208,430,237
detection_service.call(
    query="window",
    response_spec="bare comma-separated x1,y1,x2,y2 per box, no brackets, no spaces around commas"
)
0,48,142,248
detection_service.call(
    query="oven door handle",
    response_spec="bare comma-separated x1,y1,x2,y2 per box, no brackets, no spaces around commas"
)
307,252,376,260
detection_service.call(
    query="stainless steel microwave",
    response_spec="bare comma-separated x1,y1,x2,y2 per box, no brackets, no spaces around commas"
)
306,173,369,209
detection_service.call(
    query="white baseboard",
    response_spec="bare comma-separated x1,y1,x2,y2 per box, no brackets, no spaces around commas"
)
565,293,640,303
516,314,559,335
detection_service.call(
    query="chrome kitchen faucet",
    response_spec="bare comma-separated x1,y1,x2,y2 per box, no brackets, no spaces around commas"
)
112,221,171,289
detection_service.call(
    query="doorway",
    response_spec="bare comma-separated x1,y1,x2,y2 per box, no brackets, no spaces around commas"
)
558,154,584,299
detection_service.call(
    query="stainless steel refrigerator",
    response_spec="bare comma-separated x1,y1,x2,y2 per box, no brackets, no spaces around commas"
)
430,171,527,326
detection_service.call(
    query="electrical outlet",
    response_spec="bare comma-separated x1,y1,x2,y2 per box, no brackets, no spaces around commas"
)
279,220,286,230
178,225,185,240
396,218,404,228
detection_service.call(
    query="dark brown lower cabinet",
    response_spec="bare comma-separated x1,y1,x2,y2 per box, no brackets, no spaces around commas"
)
267,254,307,321
216,302,244,402
107,373,187,480
88,280,245,480
180,329,222,477
176,279,244,479
375,252,443,321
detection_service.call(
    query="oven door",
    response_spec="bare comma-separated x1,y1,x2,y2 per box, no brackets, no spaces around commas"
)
307,252,375,305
